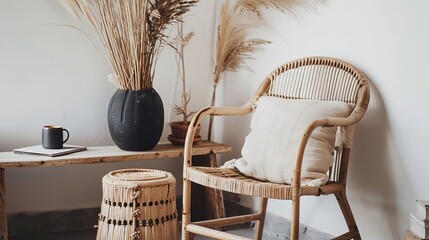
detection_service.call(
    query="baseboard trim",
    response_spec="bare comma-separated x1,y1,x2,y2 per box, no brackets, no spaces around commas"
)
8,196,195,236
8,197,331,239
8,208,99,236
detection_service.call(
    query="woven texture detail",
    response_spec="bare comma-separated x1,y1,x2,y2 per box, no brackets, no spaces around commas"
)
97,168,177,240
266,57,365,104
186,167,322,200
98,212,177,227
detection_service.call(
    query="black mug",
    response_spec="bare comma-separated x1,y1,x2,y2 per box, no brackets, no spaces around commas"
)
42,125,69,149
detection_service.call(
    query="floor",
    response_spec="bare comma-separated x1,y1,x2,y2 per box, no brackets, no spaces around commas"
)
9,228,266,240
9,225,328,240
9,210,331,240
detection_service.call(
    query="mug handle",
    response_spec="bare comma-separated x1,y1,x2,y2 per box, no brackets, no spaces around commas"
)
63,129,70,144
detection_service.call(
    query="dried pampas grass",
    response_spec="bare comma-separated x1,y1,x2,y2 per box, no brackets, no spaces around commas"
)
213,1,270,87
65,0,198,91
213,0,326,87
237,0,324,18
208,0,325,140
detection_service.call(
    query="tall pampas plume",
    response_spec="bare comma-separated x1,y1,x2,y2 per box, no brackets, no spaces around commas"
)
207,0,326,141
237,0,325,18
213,1,271,87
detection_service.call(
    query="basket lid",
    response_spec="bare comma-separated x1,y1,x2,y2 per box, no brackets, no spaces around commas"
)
109,169,167,181
103,168,175,187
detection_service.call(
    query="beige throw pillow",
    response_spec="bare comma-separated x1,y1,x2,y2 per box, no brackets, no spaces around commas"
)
229,96,352,186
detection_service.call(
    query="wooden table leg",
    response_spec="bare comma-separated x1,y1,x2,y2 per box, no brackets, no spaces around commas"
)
191,154,225,221
0,168,7,240
205,154,225,219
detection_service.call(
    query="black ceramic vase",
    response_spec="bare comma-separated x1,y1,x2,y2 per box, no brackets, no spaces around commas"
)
108,89,164,151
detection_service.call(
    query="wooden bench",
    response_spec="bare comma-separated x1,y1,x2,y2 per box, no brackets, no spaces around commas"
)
0,141,231,240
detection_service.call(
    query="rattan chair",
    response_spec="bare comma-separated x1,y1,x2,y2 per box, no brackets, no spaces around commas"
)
181,56,370,240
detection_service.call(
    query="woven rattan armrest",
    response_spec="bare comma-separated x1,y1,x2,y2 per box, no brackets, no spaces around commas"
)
290,117,348,192
183,99,257,167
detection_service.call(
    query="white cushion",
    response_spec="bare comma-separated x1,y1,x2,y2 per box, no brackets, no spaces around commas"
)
227,96,352,186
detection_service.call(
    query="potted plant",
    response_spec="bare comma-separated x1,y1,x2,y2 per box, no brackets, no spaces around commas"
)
66,0,198,151
168,23,201,145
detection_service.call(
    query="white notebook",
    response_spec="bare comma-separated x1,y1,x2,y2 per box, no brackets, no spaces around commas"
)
13,144,87,157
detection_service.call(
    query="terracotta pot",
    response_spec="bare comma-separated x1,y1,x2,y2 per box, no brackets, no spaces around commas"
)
168,121,201,145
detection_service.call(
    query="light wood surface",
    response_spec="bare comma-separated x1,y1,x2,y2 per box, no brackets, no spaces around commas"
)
0,141,231,168
0,141,231,240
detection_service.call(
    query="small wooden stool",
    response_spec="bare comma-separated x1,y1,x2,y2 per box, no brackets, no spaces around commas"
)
96,169,177,240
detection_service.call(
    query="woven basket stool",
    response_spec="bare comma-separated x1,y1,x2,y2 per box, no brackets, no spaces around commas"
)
96,168,177,240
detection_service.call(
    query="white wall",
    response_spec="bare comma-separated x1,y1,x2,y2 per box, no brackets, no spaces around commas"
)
0,1,216,213
2,1,428,239
216,0,429,239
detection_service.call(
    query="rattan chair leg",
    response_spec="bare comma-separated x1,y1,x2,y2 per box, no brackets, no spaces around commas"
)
335,191,361,240
255,198,268,240
182,178,192,240
290,197,300,240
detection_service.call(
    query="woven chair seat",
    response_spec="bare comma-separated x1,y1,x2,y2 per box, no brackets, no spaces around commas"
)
185,166,341,200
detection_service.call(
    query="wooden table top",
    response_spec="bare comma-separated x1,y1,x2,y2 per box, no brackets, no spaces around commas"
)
0,141,231,168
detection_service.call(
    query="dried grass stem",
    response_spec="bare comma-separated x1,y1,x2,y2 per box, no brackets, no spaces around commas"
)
67,0,198,90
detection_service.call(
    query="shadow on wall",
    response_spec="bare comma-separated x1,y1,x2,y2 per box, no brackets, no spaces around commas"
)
347,80,412,239
218,74,414,238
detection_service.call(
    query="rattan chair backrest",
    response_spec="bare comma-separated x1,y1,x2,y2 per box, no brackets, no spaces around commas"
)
258,57,370,183
264,57,368,106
